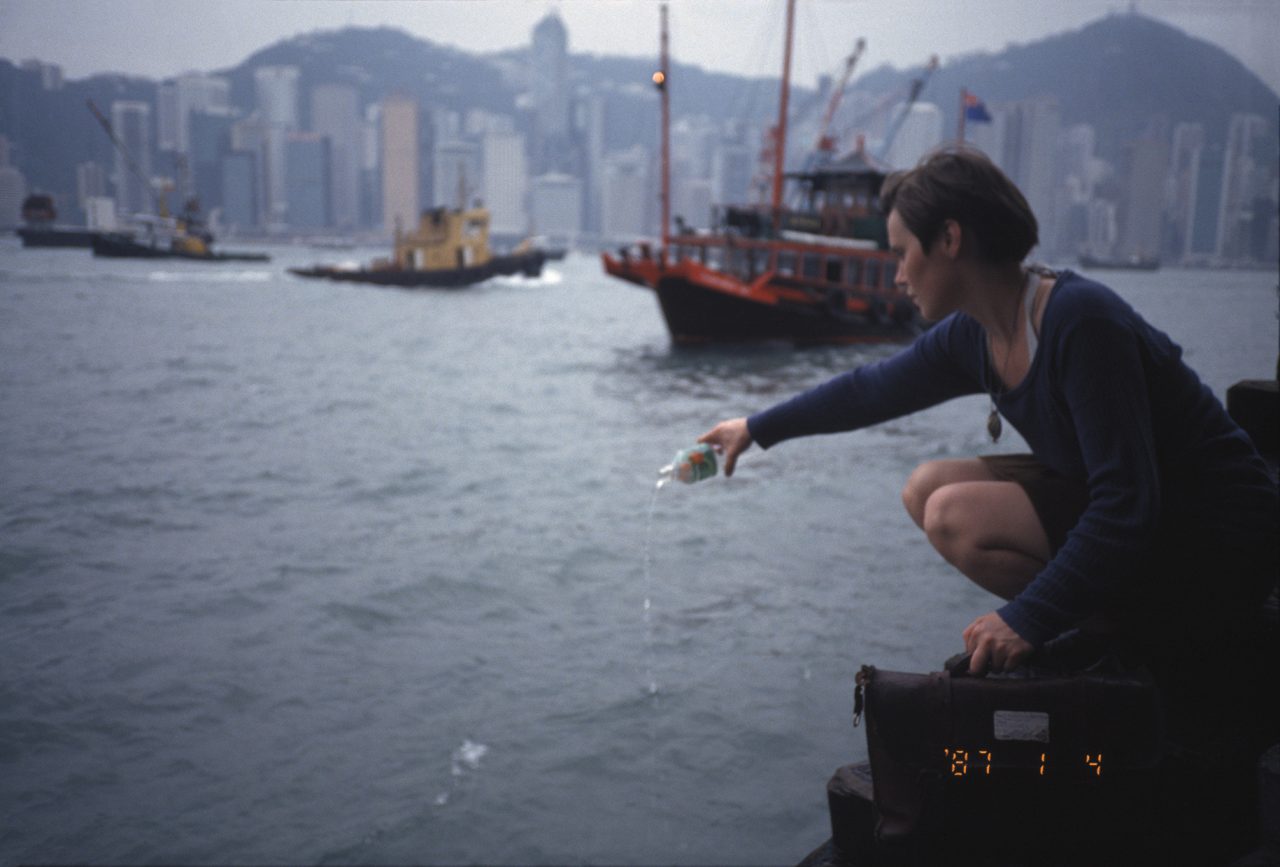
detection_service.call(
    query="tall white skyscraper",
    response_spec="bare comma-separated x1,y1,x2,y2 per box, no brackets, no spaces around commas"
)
711,143,753,209
254,66,300,226
433,139,481,210
381,95,421,235
530,173,582,244
601,146,650,241
884,102,944,171
530,13,570,173
110,100,153,218
1216,112,1268,261
482,131,528,237
1165,123,1205,262
999,98,1061,255
0,164,25,229
170,74,231,155
310,83,362,229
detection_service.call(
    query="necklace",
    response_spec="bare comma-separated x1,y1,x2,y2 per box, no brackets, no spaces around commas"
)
987,270,1036,443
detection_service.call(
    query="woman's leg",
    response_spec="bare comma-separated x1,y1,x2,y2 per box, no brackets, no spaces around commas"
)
902,459,1052,600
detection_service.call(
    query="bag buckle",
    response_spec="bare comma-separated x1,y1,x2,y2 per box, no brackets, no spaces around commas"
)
853,665,874,727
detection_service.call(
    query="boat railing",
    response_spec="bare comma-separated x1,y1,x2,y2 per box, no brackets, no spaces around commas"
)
668,233,900,297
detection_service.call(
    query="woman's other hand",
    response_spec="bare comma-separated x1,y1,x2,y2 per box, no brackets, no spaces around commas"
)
698,418,754,477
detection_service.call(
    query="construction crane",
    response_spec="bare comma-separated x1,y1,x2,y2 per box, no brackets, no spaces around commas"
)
86,99,163,216
874,55,940,164
811,38,867,164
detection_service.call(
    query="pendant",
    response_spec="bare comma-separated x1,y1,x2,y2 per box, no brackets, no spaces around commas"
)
987,408,1002,443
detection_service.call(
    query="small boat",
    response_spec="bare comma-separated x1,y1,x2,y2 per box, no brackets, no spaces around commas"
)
601,0,924,345
89,212,268,262
82,101,269,263
1078,252,1161,271
289,205,547,289
13,194,98,248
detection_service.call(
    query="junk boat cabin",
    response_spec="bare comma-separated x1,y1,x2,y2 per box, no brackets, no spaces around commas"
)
606,148,916,345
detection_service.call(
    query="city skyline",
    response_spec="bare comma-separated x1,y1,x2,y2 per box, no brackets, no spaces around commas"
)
1,6,1275,268
2,0,1278,96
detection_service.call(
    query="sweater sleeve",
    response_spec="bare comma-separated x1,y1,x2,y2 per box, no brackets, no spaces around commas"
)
996,311,1163,645
747,314,984,449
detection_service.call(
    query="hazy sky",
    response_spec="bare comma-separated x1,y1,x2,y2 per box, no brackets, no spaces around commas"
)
2,0,1278,95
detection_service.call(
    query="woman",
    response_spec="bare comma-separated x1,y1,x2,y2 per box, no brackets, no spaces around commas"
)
699,147,1277,682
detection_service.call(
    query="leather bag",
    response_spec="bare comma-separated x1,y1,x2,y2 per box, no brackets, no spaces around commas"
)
852,655,1163,865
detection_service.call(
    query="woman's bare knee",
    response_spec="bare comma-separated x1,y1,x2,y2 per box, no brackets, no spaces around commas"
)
920,480,1051,598
902,459,993,529
921,483,969,558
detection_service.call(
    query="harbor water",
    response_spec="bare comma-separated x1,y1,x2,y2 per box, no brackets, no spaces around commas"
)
1,240,1276,863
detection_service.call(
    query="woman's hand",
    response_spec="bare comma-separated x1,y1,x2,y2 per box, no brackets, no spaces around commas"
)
698,418,754,477
963,612,1033,674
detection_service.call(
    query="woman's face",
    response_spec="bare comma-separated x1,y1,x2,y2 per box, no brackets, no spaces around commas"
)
887,209,959,321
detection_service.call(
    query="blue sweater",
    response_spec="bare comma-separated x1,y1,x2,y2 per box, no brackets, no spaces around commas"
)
748,271,1277,645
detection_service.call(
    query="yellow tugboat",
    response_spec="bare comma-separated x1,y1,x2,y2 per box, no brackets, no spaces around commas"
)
289,205,547,289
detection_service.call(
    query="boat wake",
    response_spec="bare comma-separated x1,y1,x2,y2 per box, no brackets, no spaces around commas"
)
146,269,272,283
491,267,563,288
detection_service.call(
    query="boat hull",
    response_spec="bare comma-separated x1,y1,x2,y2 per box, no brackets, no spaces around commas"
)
655,272,918,345
16,226,97,248
604,251,918,345
91,233,268,262
289,250,547,288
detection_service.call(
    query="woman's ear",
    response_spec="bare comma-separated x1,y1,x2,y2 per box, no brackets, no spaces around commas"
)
939,218,963,259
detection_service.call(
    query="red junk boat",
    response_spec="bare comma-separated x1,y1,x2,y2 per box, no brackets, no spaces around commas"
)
602,1,924,345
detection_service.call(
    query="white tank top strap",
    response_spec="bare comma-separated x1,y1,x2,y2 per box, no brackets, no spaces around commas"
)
1023,269,1039,359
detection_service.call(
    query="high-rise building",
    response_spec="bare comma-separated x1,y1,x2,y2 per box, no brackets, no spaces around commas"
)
1119,135,1168,260
965,109,1005,165
530,173,582,245
381,95,422,235
885,102,944,171
76,161,107,220
1164,123,1205,263
169,74,231,155
310,83,362,229
998,98,1060,256
600,147,650,242
157,83,179,152
231,115,269,228
0,165,25,229
1216,112,1268,261
361,102,382,229
530,12,570,173
482,130,528,237
190,112,235,215
254,66,300,227
1188,141,1225,261
220,151,259,231
84,197,119,230
433,139,481,210
111,100,153,218
711,143,753,210
285,133,331,228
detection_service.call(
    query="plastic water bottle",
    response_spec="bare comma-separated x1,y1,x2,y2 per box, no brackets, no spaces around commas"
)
658,443,718,486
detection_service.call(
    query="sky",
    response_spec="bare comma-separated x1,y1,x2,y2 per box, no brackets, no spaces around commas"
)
1,0,1278,96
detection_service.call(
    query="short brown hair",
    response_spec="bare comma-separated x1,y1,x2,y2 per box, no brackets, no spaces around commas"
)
880,145,1038,264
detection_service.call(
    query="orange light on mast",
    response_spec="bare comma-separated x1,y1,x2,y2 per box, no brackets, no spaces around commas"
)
652,71,666,89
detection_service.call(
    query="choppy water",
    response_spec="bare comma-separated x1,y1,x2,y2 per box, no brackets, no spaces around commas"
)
1,239,1275,864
